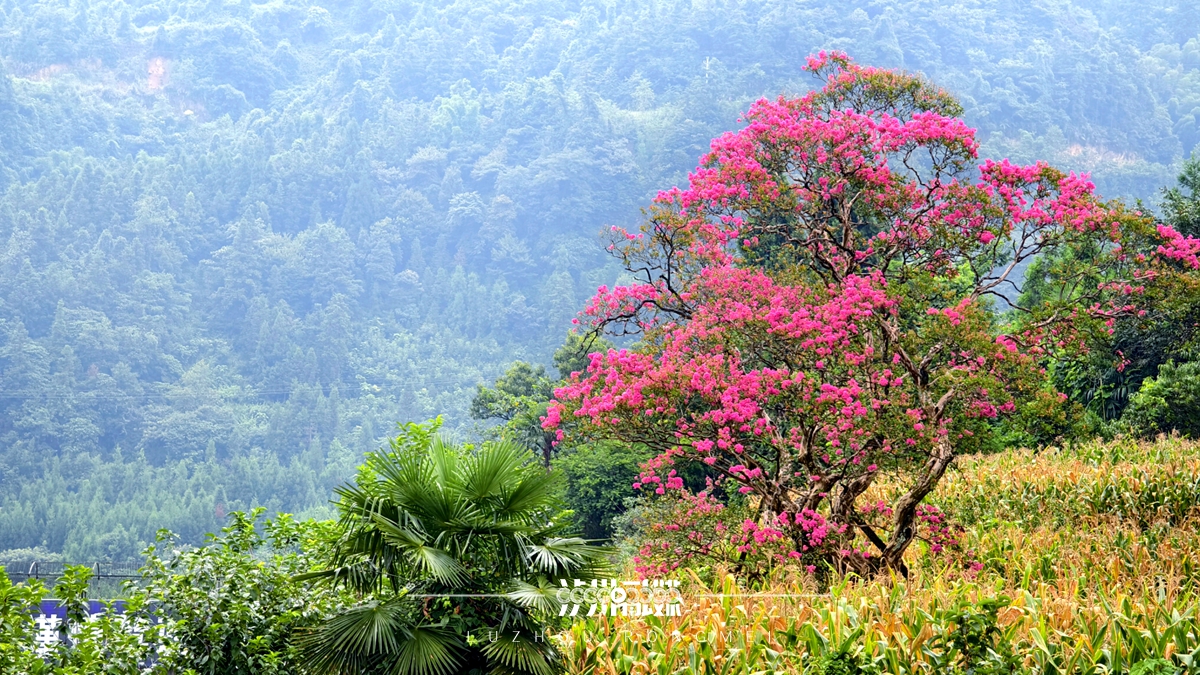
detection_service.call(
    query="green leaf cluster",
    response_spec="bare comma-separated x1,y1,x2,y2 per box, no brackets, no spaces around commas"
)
139,509,343,675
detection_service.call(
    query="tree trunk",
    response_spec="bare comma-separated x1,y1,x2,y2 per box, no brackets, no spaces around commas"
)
831,472,876,523
881,435,956,571
541,431,555,468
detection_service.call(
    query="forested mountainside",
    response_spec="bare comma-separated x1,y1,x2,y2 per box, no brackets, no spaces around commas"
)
1,0,1198,559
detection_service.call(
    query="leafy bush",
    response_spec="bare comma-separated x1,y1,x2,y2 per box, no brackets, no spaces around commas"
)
555,441,652,541
930,597,1019,675
472,335,641,541
992,387,1097,450
807,649,882,675
0,568,46,675
46,565,160,675
142,509,341,675
470,360,557,466
1123,360,1200,438
1130,658,1180,675
616,486,742,579
0,564,161,674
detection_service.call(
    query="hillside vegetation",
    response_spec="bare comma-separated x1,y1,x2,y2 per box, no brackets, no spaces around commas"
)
2,0,1200,558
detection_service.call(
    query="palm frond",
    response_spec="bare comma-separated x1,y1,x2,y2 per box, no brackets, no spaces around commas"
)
408,544,468,586
370,450,440,515
506,579,559,614
332,482,385,521
481,632,557,675
387,624,464,675
441,518,530,540
300,599,410,674
524,537,608,577
427,435,461,491
564,552,615,583
371,514,467,586
463,439,526,503
294,559,381,587
424,492,481,540
500,468,563,521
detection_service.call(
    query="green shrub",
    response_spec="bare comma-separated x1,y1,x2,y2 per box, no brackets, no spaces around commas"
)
555,442,652,540
1123,361,1200,438
142,510,341,675
932,597,1019,675
807,650,882,675
0,568,46,675
1130,657,1180,675
0,564,161,674
47,565,160,674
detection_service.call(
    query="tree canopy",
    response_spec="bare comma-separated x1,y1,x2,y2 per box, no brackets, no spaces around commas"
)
547,53,1200,576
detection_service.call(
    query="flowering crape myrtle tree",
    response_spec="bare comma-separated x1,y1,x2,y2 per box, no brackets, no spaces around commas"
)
544,53,1200,576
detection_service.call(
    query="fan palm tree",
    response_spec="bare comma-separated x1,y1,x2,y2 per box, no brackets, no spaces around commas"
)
300,418,610,675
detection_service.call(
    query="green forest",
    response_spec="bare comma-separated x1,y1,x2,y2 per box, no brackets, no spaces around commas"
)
2,0,1200,560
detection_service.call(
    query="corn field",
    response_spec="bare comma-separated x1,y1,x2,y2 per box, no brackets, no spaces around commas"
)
558,437,1200,674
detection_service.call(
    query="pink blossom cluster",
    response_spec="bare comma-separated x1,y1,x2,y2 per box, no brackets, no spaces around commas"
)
915,504,963,554
790,508,843,551
1156,224,1200,269
630,488,730,578
977,159,1103,234
547,266,909,468
730,509,844,562
579,282,666,330
858,500,893,519
734,519,788,556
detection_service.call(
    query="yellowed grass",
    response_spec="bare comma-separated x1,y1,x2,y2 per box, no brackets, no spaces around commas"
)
560,437,1200,674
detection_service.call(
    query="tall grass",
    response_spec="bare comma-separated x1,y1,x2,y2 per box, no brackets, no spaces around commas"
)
560,437,1200,674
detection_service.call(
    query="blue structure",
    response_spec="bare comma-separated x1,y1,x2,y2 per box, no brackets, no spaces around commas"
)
32,599,129,656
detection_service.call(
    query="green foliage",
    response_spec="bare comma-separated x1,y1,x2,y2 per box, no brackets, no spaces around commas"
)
48,565,161,675
302,418,610,675
0,438,360,559
0,513,339,674
1024,156,1200,425
929,597,1019,675
800,623,883,675
141,509,341,675
811,653,878,672
0,546,64,566
470,334,616,468
471,333,639,536
992,387,1096,451
0,568,46,675
808,651,882,675
551,333,610,382
1130,657,1180,675
470,361,555,465
1123,361,1200,439
1163,155,1200,237
554,442,652,541
2,0,1200,557
471,362,554,418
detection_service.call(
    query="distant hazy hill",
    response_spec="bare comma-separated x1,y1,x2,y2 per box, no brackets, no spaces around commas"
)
0,0,1196,557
